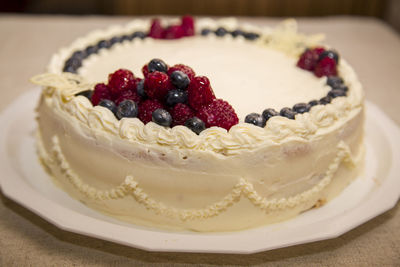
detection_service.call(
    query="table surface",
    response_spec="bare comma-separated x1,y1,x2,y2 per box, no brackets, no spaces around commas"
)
0,14,399,266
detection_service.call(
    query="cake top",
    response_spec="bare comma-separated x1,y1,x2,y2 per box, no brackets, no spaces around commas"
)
32,17,364,155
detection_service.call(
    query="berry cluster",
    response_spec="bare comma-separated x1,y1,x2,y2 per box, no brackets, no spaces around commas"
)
201,27,260,40
76,59,238,134
148,16,195,39
296,47,339,77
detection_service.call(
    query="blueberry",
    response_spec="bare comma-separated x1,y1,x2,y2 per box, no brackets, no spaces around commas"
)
231,29,244,37
136,79,146,98
65,57,82,69
308,100,319,107
293,103,311,114
110,36,123,45
319,50,339,64
170,71,190,89
185,117,206,135
152,109,172,127
243,32,260,40
63,65,77,73
245,113,266,127
319,95,332,105
121,35,130,42
97,39,111,49
326,76,344,88
71,50,87,60
280,107,296,120
98,99,117,114
130,31,146,39
328,89,347,98
116,100,138,120
165,89,187,106
75,89,93,100
201,29,212,36
148,58,168,73
215,27,228,37
331,83,348,92
262,108,279,122
85,45,99,56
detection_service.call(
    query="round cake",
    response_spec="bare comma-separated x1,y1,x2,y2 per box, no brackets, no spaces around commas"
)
32,17,364,232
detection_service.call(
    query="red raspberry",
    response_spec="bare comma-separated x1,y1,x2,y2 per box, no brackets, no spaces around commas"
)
91,83,112,106
142,65,150,78
181,16,195,36
314,57,337,77
197,99,239,130
187,76,215,111
148,19,164,39
170,103,195,126
167,64,196,81
138,99,163,124
114,89,141,106
108,69,136,94
164,25,185,39
297,47,325,71
144,71,173,100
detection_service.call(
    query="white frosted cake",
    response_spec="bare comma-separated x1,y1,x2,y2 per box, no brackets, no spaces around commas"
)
32,17,364,232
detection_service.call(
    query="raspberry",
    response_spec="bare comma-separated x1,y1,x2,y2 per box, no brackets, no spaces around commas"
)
138,99,163,124
197,99,239,130
187,76,215,111
144,71,173,100
297,47,325,71
148,19,164,39
91,83,112,106
314,57,337,77
114,89,141,106
142,65,150,78
181,16,195,36
167,64,196,81
170,103,195,126
164,25,185,39
108,69,136,94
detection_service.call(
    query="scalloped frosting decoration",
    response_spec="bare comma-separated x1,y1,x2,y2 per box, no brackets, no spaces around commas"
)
40,134,354,221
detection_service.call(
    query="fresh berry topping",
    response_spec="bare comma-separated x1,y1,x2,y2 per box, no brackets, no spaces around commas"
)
314,57,337,77
245,113,266,127
280,107,296,119
262,108,279,122
91,83,112,106
144,71,173,100
71,50,87,61
244,32,260,40
197,99,239,130
98,99,117,114
319,95,332,105
166,89,188,106
110,36,123,45
142,65,150,78
292,103,311,114
108,69,136,94
115,89,141,106
187,76,215,111
231,29,244,37
164,25,185,39
148,19,164,39
308,100,319,107
170,71,190,89
170,103,194,126
148,58,168,73
130,31,146,39
326,76,344,88
138,99,163,124
328,89,347,98
167,64,196,80
185,117,206,135
97,40,111,49
75,89,93,100
201,28,212,36
181,16,195,36
136,79,147,98
319,50,339,64
116,99,138,120
85,45,98,56
215,27,228,37
152,108,172,127
297,47,325,71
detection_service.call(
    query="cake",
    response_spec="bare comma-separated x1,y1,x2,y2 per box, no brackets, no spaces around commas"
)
32,17,364,232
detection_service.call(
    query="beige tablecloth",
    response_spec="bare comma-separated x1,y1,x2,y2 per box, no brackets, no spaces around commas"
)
0,15,399,266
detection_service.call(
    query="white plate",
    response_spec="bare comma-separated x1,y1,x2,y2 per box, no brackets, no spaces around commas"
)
1,88,399,254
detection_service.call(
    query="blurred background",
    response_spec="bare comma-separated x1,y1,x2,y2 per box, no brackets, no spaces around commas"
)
2,0,400,32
